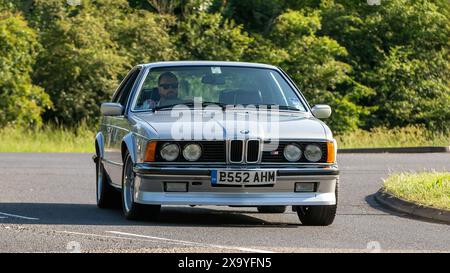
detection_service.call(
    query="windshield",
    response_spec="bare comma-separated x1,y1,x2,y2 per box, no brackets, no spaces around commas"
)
132,66,307,112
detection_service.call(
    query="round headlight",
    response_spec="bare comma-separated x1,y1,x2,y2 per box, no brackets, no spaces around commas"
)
304,144,322,162
283,144,302,162
160,143,180,161
182,144,202,162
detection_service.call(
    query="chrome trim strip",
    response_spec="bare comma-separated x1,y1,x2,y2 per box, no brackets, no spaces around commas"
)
148,162,227,165
144,138,331,143
262,138,331,143
134,165,339,176
143,162,336,166
102,158,123,167
106,124,131,132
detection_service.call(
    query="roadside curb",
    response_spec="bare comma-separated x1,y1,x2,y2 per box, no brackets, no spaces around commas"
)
375,189,450,224
338,146,450,153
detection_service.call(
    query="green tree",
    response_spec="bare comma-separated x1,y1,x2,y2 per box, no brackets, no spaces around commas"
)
28,0,177,125
177,12,253,61
218,0,286,32
0,11,51,128
366,47,450,131
255,10,372,133
112,11,178,65
30,0,127,125
319,0,450,131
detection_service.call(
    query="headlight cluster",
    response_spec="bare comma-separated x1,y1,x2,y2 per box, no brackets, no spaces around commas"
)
160,143,180,161
283,144,302,162
160,143,202,162
283,143,323,162
304,144,322,162
182,144,202,161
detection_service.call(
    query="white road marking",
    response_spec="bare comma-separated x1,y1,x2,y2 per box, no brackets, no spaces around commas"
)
106,230,275,253
56,230,152,240
0,212,39,220
55,230,274,253
38,230,447,253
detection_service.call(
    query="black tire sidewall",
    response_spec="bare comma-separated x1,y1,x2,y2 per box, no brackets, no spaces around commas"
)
122,153,136,218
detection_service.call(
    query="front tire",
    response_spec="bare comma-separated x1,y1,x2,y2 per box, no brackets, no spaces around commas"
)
96,156,120,208
122,152,160,220
295,205,337,226
295,180,338,226
257,206,287,213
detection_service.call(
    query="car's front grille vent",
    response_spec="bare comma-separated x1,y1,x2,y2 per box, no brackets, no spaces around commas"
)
262,141,328,163
246,140,260,162
200,141,227,162
156,141,226,162
229,140,244,163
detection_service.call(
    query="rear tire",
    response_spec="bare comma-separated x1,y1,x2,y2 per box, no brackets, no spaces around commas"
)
96,155,120,209
122,152,160,220
257,206,286,213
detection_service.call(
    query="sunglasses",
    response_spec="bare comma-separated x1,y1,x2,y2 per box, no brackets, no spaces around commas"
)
159,83,178,89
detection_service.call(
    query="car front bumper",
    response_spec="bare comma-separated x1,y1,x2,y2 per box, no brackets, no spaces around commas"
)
132,164,339,206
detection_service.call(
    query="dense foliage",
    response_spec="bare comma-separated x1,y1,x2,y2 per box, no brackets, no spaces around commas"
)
0,6,51,127
0,0,448,133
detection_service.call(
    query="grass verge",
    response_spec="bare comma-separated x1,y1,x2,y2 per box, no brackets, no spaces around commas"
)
336,126,449,149
0,125,95,153
383,172,450,211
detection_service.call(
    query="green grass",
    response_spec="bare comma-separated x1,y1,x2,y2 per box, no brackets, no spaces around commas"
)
0,125,95,153
0,125,448,153
383,172,450,211
336,126,449,149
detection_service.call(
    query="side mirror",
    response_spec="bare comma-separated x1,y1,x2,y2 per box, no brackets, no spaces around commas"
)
101,103,123,116
311,104,332,119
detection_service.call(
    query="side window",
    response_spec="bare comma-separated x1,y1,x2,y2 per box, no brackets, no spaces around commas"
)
112,71,133,103
118,69,140,107
112,68,141,107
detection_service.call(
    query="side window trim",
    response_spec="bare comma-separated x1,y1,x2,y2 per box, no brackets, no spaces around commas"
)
118,69,140,106
277,68,311,111
112,69,136,103
130,67,151,112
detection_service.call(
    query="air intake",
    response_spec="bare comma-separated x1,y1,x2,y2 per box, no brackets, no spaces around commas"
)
246,140,260,163
229,140,244,163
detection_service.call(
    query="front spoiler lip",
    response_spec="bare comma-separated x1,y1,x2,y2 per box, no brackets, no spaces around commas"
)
135,192,337,206
133,164,339,176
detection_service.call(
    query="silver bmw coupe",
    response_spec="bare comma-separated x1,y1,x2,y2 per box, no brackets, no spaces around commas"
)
94,61,339,225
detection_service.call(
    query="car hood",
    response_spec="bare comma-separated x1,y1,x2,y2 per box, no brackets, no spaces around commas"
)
134,110,330,140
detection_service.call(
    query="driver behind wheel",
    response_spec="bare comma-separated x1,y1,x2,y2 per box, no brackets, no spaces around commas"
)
143,72,181,109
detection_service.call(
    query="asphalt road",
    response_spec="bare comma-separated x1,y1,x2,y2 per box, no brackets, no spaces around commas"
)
0,153,449,253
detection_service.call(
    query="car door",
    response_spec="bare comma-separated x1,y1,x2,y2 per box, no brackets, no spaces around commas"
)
103,67,141,187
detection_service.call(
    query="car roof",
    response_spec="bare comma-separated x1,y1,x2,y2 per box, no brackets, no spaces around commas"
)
139,61,279,70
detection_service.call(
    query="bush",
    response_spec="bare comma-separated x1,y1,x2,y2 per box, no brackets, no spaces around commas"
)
0,10,51,128
177,12,253,61
255,10,371,133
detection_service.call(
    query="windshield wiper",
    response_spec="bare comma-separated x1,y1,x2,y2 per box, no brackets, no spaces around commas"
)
153,101,228,112
256,104,302,111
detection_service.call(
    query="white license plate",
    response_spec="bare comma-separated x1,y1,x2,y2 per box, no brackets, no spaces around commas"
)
211,170,277,185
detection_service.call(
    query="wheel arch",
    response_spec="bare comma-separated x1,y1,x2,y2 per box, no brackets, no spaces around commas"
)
95,132,105,158
121,133,137,164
